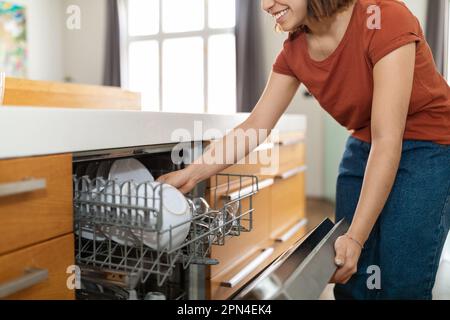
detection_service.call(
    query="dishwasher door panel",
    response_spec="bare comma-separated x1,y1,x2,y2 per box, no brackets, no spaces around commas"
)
233,219,349,300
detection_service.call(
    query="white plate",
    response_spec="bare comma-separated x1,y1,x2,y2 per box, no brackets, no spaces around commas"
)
126,182,192,250
106,159,154,246
108,158,154,185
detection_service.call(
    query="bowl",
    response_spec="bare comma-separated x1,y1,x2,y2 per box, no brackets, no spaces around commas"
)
122,182,192,250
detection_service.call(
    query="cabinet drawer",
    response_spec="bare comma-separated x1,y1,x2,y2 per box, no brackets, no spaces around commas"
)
0,234,75,300
0,154,73,255
270,172,306,240
208,242,277,300
277,143,305,173
208,182,272,278
208,142,305,188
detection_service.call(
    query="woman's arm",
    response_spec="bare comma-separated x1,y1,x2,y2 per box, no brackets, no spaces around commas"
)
331,42,416,284
158,72,300,193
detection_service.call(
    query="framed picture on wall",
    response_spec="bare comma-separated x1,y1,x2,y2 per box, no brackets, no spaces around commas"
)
0,1,27,78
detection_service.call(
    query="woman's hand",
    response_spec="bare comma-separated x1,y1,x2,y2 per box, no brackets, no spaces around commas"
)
330,234,363,284
157,168,199,194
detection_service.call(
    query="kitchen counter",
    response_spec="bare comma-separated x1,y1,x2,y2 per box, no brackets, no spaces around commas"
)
0,106,307,159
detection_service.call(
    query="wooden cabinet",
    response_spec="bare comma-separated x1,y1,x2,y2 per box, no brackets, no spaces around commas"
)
0,234,75,300
270,170,306,240
0,154,74,300
3,77,141,111
0,154,73,255
208,182,273,278
208,241,277,300
270,171,307,258
206,136,308,300
0,131,306,300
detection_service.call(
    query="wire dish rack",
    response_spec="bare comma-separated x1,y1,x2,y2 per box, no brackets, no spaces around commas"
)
74,173,259,288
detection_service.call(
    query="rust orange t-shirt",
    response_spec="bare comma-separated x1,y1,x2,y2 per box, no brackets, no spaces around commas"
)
273,0,450,144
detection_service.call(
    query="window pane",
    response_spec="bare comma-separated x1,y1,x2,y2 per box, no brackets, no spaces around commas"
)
208,34,236,114
128,0,159,36
129,41,160,111
208,0,236,29
163,37,204,113
162,0,204,33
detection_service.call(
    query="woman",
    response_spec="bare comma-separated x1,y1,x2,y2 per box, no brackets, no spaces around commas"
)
158,0,450,299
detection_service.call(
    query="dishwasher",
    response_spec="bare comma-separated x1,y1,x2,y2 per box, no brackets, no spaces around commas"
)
72,142,259,300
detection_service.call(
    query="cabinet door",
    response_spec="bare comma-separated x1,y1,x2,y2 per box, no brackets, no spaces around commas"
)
208,242,277,300
270,171,306,240
0,154,73,255
207,180,273,278
0,234,75,300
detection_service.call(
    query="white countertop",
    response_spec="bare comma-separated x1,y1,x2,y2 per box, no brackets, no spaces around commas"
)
0,107,307,159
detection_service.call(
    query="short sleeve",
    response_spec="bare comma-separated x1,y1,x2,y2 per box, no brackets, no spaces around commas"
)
272,42,296,77
368,1,422,66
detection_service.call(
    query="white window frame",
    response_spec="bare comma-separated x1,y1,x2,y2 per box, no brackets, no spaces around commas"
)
118,0,236,113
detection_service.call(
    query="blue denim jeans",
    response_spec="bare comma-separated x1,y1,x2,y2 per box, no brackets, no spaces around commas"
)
334,136,450,300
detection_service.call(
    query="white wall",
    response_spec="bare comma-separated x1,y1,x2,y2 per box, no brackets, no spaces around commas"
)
13,0,65,82
6,0,107,85
62,0,107,85
403,0,428,29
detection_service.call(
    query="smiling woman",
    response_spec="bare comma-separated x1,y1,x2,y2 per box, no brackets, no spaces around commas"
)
160,0,450,300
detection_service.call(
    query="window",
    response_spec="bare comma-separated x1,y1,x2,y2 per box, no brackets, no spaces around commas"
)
121,0,237,114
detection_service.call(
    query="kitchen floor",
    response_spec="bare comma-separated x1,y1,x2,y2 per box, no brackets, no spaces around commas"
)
305,198,335,231
305,198,336,300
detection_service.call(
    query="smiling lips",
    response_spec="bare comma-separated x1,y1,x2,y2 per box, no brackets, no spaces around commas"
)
273,8,289,23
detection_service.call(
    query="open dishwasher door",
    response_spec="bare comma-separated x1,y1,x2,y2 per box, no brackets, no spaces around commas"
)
233,219,349,300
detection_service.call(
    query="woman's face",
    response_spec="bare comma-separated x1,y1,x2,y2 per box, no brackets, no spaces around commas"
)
261,0,308,31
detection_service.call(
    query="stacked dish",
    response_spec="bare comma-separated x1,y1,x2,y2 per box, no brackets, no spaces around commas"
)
76,158,192,251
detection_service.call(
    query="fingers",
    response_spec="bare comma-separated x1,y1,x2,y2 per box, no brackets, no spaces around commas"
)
330,237,360,284
156,170,195,194
179,181,196,195
332,261,357,284
334,238,346,267
157,172,181,188
156,174,167,183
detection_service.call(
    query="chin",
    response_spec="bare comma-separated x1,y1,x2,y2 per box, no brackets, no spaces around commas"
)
279,16,304,32
279,22,300,33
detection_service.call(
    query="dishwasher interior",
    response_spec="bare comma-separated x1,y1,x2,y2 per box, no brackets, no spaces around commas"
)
72,143,259,300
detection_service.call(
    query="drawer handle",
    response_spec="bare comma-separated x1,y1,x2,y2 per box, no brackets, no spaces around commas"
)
223,178,274,201
0,178,47,198
276,219,309,243
275,166,307,180
221,247,274,288
0,268,49,299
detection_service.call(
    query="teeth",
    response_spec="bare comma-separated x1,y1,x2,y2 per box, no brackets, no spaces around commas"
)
274,9,288,20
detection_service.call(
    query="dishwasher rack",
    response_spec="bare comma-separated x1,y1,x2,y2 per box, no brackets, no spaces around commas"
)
74,173,258,288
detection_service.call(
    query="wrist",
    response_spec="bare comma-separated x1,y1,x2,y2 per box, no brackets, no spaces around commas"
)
346,227,367,248
344,233,365,250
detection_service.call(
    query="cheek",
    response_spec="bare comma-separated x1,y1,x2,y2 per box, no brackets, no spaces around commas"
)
293,0,308,20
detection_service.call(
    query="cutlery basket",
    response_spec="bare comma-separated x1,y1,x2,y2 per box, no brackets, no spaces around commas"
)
73,172,259,289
